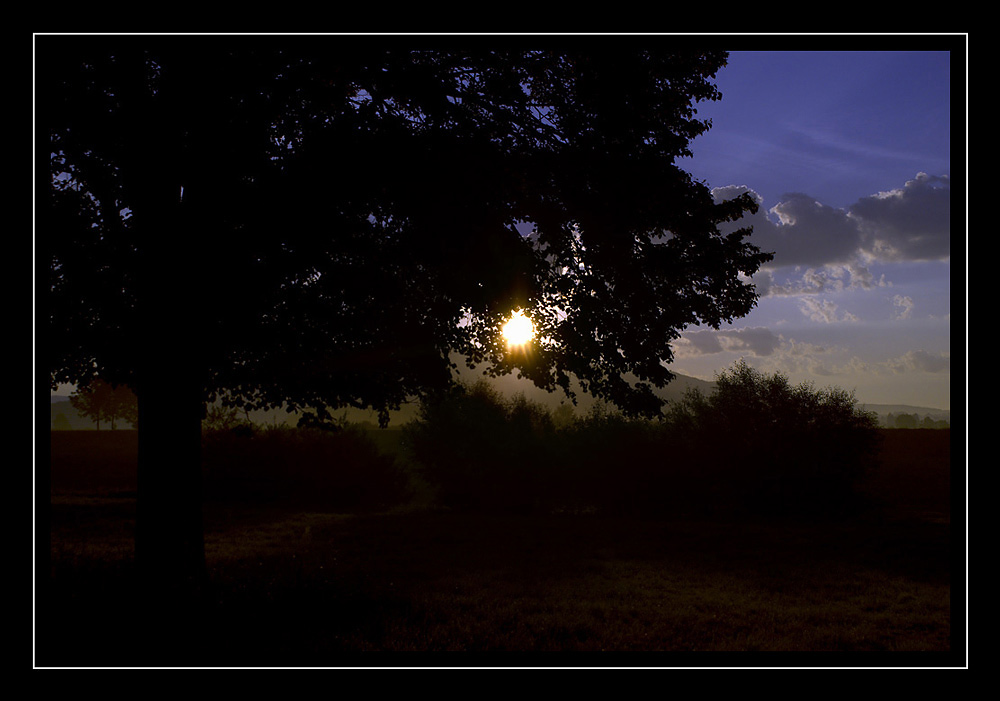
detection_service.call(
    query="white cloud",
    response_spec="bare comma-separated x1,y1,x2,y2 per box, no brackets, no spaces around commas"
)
842,262,888,290
798,297,859,324
891,294,915,320
744,337,841,378
763,263,889,296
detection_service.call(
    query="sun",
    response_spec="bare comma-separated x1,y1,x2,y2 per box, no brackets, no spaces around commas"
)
502,309,534,348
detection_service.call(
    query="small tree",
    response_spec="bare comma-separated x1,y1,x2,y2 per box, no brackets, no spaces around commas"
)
551,403,576,430
894,413,919,429
69,379,138,429
110,383,139,429
69,380,113,429
202,405,247,433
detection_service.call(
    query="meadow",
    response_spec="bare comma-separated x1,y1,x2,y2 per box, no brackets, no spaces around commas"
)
39,423,957,666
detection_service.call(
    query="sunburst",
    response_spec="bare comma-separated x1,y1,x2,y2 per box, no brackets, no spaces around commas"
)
501,309,534,348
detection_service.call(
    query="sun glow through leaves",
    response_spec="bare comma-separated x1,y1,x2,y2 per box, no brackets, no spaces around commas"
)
502,309,534,348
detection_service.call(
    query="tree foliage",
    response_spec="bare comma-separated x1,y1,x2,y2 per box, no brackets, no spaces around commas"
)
38,39,773,586
68,379,138,429
41,39,771,422
201,424,411,511
405,380,558,512
405,362,883,519
666,360,883,516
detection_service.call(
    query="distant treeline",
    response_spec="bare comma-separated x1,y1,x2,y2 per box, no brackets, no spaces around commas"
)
50,397,950,432
879,412,950,429
51,362,943,522
193,376,884,520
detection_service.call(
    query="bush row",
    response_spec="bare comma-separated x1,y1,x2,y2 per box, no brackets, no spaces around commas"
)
200,423,411,511
405,362,883,519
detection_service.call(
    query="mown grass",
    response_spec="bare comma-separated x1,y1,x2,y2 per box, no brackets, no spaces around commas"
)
39,428,957,666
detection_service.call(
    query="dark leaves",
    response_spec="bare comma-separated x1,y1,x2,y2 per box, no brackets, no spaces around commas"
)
42,41,770,420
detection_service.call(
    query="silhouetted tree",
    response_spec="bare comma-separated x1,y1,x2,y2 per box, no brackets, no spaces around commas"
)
68,383,100,430
666,360,882,517
201,405,246,433
110,383,139,429
550,403,577,430
68,380,137,429
406,381,558,512
68,379,111,429
894,413,919,429
39,38,771,594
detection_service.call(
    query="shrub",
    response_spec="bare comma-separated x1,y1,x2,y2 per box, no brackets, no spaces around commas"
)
664,360,882,518
554,403,666,515
405,363,881,520
405,381,558,513
201,424,411,511
203,405,254,435
408,387,677,516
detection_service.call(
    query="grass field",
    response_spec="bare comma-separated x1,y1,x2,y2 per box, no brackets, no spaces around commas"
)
38,428,960,666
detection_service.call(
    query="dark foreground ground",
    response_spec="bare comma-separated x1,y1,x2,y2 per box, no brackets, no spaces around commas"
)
38,429,962,667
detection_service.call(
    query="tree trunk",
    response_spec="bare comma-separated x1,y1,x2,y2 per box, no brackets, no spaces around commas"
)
130,46,222,611
135,362,208,599
133,174,209,603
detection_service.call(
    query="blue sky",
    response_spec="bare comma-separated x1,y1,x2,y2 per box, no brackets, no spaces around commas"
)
673,48,956,410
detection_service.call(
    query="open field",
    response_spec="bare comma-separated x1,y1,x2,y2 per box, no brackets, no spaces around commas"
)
38,428,960,666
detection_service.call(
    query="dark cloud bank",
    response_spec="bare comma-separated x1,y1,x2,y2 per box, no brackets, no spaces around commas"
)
714,172,951,274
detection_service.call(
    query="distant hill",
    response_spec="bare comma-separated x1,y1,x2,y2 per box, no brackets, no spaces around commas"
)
859,403,951,429
48,396,96,430
460,363,717,416
859,404,950,422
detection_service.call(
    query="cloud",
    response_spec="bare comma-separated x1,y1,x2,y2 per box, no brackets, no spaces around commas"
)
713,185,863,268
798,297,859,324
850,173,951,262
842,262,889,290
675,326,783,358
712,172,950,271
777,348,951,380
760,263,889,297
885,350,950,374
891,294,914,320
728,337,854,380
778,348,950,378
